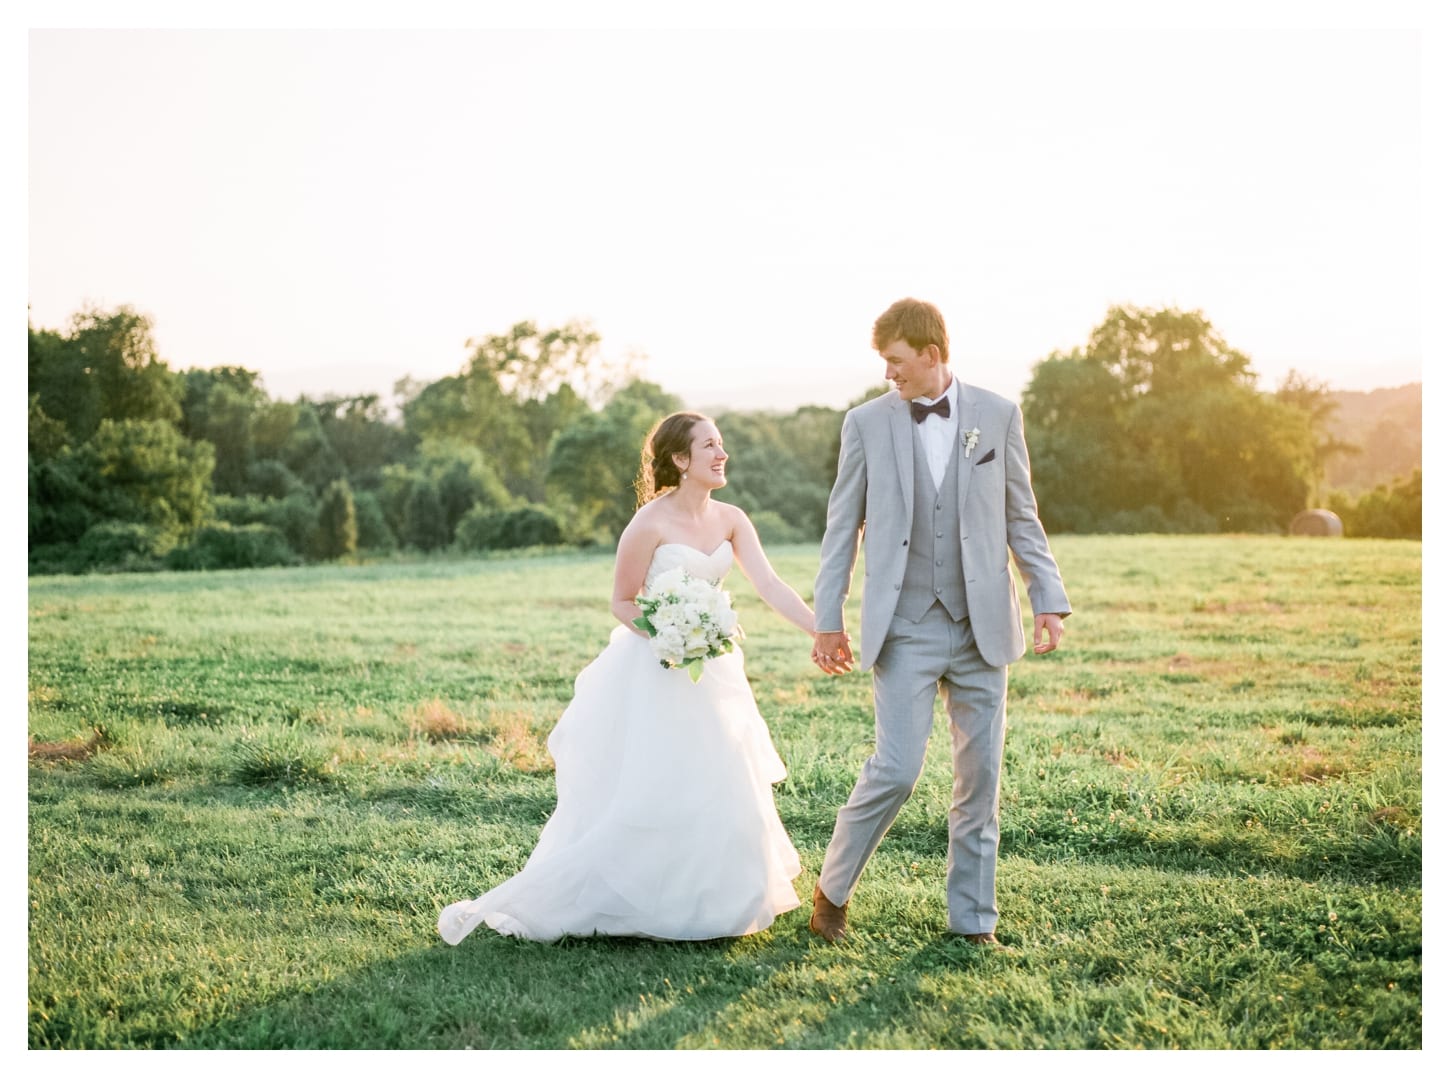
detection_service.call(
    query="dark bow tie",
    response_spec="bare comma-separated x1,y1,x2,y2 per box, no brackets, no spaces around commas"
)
910,397,951,424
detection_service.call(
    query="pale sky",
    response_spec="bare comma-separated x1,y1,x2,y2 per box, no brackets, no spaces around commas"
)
24,9,1431,412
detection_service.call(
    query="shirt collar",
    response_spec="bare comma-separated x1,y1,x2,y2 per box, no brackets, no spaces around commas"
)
912,377,955,411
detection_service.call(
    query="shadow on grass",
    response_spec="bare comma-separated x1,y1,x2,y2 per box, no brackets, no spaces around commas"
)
869,811,1421,888
180,921,817,1050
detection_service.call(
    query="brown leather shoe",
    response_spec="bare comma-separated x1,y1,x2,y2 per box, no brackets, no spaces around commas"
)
959,931,1000,947
808,885,848,941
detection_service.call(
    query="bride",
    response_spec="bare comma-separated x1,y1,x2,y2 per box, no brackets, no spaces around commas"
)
438,411,816,944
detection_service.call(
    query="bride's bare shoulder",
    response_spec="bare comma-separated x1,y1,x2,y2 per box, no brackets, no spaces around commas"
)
620,498,669,546
718,500,751,533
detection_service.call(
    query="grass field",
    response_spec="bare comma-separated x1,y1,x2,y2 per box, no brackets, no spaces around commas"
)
27,535,1421,1049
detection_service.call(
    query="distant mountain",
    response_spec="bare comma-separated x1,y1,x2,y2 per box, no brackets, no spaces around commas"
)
1322,383,1421,495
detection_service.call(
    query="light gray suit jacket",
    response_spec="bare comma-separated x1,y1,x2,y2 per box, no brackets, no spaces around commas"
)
814,379,1070,670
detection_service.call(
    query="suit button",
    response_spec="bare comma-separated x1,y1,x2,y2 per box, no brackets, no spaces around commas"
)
936,531,943,538
934,587,942,594
935,559,942,566
894,584,901,591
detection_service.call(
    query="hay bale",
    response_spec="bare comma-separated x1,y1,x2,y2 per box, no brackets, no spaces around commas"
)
1290,509,1344,537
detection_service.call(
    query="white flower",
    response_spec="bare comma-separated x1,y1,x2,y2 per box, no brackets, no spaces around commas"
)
962,427,981,457
633,570,741,682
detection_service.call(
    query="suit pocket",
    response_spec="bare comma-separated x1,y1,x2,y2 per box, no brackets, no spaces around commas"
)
975,448,996,466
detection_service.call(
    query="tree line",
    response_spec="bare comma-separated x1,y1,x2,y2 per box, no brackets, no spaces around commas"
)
27,304,1420,574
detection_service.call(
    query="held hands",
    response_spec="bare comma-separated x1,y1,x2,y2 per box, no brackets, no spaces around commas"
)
812,631,854,675
1033,613,1065,655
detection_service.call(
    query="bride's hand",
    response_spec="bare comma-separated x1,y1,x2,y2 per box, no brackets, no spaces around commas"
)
811,631,854,675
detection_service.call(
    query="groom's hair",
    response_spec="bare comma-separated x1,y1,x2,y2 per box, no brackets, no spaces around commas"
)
636,411,711,506
872,298,950,361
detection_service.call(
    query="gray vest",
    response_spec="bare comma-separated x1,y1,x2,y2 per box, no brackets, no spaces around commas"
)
895,426,969,623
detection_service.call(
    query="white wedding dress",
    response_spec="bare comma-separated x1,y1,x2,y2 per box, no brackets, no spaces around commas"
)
438,540,802,944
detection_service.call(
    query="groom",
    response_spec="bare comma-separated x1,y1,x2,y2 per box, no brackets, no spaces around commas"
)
809,297,1071,945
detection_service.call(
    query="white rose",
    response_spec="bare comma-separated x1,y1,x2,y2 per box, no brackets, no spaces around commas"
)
684,628,710,657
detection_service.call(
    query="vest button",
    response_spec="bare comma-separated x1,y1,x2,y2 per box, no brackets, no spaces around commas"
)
935,559,942,566
936,531,943,538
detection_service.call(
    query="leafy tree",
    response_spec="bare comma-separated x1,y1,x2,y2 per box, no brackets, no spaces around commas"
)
1327,469,1421,538
215,492,318,553
1020,355,1148,533
1022,305,1318,533
746,510,806,544
29,307,183,442
545,380,684,541
418,440,513,535
398,371,534,498
308,394,414,487
403,479,449,551
545,412,637,541
401,321,627,502
711,405,839,541
74,419,215,542
1275,371,1354,506
1322,384,1421,495
166,524,296,570
376,463,422,543
245,459,307,500
180,366,266,436
601,378,686,423
29,449,96,548
250,399,302,462
28,395,70,461
314,479,358,560
180,368,268,496
515,383,592,500
73,521,172,571
28,396,90,546
351,490,396,552
455,505,565,551
279,402,346,491
466,319,607,402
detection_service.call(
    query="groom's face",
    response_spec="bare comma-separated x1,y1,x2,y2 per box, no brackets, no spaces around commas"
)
881,339,946,401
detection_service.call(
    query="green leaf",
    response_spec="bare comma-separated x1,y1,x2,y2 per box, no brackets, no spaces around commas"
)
687,658,704,682
632,615,655,636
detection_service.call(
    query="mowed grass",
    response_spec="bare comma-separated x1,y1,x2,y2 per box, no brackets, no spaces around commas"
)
27,535,1421,1049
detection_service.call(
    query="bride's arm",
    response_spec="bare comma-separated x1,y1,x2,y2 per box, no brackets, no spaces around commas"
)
611,514,658,635
727,506,816,635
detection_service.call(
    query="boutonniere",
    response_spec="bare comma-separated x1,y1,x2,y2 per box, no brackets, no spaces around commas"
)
962,427,981,458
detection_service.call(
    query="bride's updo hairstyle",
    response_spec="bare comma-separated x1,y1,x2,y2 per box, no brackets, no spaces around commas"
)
636,411,711,506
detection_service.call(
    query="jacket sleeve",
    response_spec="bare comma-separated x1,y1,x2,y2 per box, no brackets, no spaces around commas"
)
1003,403,1071,617
813,410,868,633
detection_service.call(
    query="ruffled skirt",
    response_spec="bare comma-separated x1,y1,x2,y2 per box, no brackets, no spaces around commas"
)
438,625,802,943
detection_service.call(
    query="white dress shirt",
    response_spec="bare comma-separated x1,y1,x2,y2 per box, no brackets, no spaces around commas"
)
913,379,958,490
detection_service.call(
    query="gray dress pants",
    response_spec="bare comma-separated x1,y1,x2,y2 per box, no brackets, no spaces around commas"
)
817,603,1008,934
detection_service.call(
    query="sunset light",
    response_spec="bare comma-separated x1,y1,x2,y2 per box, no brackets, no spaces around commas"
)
27,20,1423,411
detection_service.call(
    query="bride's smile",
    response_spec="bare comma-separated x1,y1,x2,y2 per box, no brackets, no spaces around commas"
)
677,423,729,489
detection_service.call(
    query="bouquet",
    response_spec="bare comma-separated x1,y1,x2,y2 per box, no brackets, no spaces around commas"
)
633,566,741,682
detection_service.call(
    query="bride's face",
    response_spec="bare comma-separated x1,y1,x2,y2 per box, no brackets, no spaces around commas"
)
675,422,728,489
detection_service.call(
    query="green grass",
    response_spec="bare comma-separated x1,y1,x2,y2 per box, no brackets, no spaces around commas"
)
27,535,1421,1048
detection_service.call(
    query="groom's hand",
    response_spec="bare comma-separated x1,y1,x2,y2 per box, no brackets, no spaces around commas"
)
1033,613,1064,655
812,631,854,675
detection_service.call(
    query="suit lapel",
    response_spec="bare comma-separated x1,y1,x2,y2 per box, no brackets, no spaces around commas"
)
956,381,981,514
888,395,915,521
